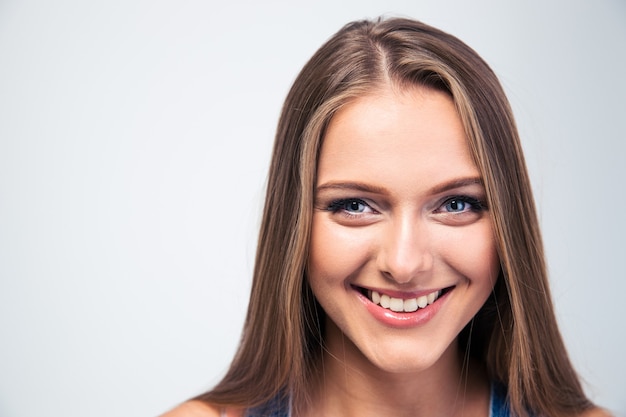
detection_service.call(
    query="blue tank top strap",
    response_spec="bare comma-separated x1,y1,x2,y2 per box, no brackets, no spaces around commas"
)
490,381,510,417
244,382,512,417
244,393,290,417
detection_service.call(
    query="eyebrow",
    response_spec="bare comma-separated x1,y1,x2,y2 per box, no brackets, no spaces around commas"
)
316,181,388,194
428,177,484,194
315,177,484,195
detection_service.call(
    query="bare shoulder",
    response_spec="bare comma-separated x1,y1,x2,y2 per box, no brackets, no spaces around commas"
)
160,400,221,417
577,406,615,417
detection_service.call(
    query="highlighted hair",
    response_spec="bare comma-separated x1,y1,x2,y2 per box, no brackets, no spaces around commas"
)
197,17,593,417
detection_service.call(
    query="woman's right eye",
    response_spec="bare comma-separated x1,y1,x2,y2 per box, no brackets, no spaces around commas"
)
327,198,372,214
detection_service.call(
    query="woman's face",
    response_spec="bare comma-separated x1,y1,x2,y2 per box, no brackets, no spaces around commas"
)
308,86,500,375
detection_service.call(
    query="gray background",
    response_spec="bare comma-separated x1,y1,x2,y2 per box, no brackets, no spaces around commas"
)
0,0,624,416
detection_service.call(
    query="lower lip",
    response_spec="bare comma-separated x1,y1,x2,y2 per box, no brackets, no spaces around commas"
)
355,289,450,329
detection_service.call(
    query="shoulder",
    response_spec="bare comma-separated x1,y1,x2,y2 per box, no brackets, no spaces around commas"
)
576,407,615,417
160,401,219,417
160,400,244,417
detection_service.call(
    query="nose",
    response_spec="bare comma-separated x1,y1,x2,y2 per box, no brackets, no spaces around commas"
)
377,214,433,284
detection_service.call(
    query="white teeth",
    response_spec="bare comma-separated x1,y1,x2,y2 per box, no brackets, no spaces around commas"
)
416,295,428,308
380,294,390,308
369,290,441,312
403,298,418,312
389,297,404,312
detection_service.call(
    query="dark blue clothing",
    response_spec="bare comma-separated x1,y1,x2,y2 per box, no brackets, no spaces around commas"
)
490,381,511,417
244,393,290,417
242,382,514,416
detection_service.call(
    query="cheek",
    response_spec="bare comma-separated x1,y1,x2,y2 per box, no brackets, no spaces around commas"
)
473,228,500,280
308,217,372,287
437,223,500,285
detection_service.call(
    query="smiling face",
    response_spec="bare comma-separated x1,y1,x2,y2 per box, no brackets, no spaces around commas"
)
308,85,500,375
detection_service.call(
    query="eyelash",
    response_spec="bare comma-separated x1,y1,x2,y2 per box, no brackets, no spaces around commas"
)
325,195,487,216
326,198,373,216
439,195,487,213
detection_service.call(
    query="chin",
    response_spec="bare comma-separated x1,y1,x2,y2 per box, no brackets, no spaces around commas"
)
328,321,459,377
369,341,456,375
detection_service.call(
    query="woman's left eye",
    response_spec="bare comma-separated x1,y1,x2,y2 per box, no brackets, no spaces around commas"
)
440,196,484,213
445,198,469,212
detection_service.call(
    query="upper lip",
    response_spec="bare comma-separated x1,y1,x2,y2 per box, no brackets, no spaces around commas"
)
351,284,451,299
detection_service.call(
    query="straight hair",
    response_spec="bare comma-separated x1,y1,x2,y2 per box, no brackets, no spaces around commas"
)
196,17,594,417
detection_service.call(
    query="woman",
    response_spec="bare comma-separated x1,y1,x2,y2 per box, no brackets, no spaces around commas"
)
164,17,609,417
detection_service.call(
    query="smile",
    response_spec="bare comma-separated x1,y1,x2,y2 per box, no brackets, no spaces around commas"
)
366,289,443,313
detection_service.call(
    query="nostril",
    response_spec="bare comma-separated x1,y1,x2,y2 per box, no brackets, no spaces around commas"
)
377,250,434,286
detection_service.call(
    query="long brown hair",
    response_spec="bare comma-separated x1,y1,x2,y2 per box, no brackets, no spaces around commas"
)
196,17,593,417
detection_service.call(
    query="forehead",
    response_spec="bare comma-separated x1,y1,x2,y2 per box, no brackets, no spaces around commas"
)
317,86,478,192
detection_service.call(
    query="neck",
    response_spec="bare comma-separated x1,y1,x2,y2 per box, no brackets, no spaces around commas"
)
304,323,490,417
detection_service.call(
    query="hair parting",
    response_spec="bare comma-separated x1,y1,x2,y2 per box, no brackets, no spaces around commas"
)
195,17,596,417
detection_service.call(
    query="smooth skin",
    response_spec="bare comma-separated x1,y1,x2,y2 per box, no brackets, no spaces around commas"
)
161,86,613,417
304,85,497,417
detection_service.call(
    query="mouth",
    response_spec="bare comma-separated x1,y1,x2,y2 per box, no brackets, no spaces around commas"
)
356,286,453,313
